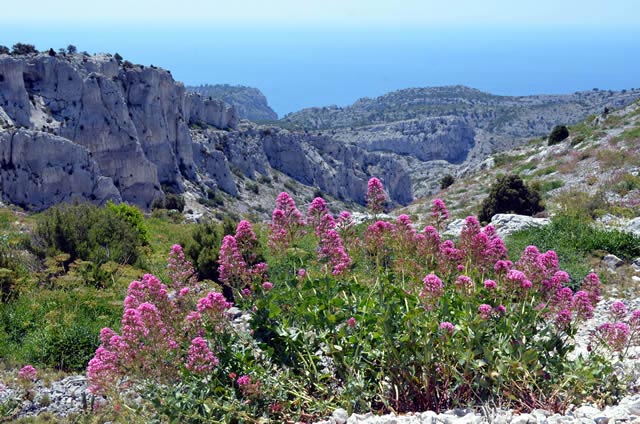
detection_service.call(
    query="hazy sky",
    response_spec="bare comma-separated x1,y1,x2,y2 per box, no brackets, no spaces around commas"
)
2,0,639,27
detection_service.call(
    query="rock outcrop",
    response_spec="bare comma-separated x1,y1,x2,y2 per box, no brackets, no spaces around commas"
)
334,116,475,164
187,84,278,122
0,129,120,210
0,52,237,209
193,124,413,206
0,51,412,212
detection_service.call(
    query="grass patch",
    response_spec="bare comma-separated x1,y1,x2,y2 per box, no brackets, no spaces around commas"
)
506,214,640,289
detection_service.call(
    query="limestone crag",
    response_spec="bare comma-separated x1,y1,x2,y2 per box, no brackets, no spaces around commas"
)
187,84,277,122
0,52,237,209
194,123,413,206
282,86,640,198
0,129,120,210
0,52,410,213
334,116,475,164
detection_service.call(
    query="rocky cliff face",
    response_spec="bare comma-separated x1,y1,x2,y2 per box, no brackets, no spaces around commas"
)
0,129,120,210
0,52,411,214
333,116,475,164
187,84,278,122
193,123,413,206
281,85,640,198
0,52,240,209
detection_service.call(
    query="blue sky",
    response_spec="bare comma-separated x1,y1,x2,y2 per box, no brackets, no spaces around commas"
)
1,1,639,115
2,0,639,27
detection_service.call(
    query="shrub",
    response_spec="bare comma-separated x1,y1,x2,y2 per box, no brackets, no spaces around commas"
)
151,193,185,212
11,43,37,55
113,52,123,63
33,203,145,265
440,174,455,189
105,201,150,244
478,174,544,223
183,220,223,281
85,186,630,422
548,125,570,145
0,45,9,55
66,44,77,54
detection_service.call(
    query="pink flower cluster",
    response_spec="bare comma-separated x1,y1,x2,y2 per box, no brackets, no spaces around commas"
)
18,365,37,382
366,178,387,214
439,321,455,334
307,197,329,233
420,273,444,307
269,192,305,251
306,197,352,275
336,211,356,244
431,199,449,230
87,247,234,395
167,244,197,291
218,235,248,288
218,222,268,293
186,337,219,374
591,301,640,354
458,217,508,273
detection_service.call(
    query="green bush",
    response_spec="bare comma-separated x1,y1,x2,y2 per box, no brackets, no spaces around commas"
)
33,203,145,265
478,174,544,223
440,174,455,189
106,201,150,244
11,43,37,55
151,193,185,212
183,220,223,281
0,287,121,371
548,125,570,145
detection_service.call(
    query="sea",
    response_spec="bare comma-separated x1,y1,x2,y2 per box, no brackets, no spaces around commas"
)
1,24,639,117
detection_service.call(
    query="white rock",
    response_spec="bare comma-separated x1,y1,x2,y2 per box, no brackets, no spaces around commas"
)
603,254,624,269
332,408,349,424
490,213,551,238
511,413,536,424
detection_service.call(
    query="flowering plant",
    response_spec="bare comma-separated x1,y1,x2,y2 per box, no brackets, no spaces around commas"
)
86,179,635,421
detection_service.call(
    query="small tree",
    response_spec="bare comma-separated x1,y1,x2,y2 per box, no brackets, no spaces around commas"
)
548,125,569,145
479,174,544,223
0,45,9,55
11,43,37,55
47,48,56,57
114,52,123,64
66,44,77,54
440,174,455,189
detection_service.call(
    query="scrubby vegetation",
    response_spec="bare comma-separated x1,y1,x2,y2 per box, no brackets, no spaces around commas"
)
479,174,544,223
1,174,640,422
33,202,148,266
548,125,570,145
440,174,455,189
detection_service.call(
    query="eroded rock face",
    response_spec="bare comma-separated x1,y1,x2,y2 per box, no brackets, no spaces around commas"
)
0,53,238,209
0,52,413,212
335,117,475,164
187,84,278,122
0,129,120,210
194,124,414,206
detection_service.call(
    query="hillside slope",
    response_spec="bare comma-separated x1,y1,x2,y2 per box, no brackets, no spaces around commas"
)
400,99,640,228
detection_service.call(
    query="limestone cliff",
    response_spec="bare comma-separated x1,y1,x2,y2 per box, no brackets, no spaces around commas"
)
0,51,411,214
0,52,237,209
0,129,120,210
187,84,277,122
